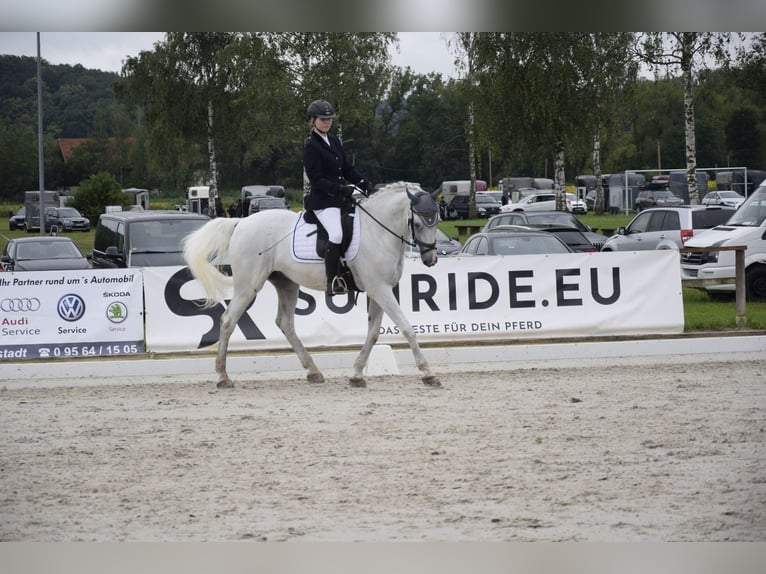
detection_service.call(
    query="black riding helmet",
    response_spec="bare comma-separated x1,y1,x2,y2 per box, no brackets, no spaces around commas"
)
307,99,337,121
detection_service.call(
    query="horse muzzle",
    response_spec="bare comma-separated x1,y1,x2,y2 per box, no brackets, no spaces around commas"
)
420,248,438,267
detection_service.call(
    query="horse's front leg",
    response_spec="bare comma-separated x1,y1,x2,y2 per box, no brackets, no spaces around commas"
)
272,278,324,384
370,290,441,388
349,299,385,388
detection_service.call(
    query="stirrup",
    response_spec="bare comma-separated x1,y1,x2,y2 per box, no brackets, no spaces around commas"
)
328,275,348,296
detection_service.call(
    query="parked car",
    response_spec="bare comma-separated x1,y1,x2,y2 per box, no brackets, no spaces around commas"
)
446,192,501,220
634,189,684,212
601,206,736,252
701,190,745,209
681,183,766,301
539,227,597,252
502,191,558,213
405,227,462,258
9,206,25,230
566,193,588,214
459,227,574,256
44,206,91,232
247,195,290,216
483,211,608,250
1,236,90,271
90,210,210,268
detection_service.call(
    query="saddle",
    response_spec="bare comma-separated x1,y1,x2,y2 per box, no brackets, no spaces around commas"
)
301,203,361,292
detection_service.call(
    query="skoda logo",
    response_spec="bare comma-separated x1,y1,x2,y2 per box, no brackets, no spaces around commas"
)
57,294,86,322
1,297,41,312
107,301,128,323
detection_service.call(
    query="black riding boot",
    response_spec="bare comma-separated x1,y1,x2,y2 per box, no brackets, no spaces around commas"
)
324,242,347,296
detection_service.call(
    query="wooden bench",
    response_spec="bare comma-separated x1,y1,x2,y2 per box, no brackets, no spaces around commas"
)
454,223,483,240
680,245,747,328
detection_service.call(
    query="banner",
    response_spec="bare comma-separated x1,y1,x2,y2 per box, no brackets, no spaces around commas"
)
143,251,684,354
0,269,145,360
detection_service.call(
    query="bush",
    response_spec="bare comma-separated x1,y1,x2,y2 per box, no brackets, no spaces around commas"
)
68,172,133,226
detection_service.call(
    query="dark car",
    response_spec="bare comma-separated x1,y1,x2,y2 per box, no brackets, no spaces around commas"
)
44,206,91,232
634,189,684,212
247,195,290,215
90,210,210,268
447,193,501,220
1,236,90,271
483,210,608,251
459,227,574,256
541,227,598,252
405,227,462,258
9,206,25,230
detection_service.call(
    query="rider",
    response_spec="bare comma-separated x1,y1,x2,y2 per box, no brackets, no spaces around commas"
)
303,99,374,296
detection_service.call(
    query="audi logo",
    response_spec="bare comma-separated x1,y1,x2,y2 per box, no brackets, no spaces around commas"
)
1,297,41,312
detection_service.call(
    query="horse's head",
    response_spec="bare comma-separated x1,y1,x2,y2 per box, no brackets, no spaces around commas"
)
406,188,440,267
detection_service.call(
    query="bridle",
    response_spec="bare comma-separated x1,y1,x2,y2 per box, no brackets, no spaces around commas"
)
353,187,438,254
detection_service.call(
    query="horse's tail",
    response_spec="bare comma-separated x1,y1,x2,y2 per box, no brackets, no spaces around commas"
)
183,217,239,305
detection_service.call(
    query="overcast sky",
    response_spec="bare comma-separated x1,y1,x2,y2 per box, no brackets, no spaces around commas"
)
0,32,459,78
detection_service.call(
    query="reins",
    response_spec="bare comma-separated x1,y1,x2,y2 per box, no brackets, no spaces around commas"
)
353,186,437,252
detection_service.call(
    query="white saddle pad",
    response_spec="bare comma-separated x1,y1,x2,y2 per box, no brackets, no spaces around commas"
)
291,211,361,262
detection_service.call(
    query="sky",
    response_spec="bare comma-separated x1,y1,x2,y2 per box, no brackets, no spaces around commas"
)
0,32,459,78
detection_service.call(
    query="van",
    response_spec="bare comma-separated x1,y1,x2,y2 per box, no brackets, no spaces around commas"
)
680,183,766,301
668,170,709,203
439,180,487,205
90,210,210,268
23,190,60,232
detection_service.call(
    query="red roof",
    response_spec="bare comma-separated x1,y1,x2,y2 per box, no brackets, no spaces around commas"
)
57,137,136,163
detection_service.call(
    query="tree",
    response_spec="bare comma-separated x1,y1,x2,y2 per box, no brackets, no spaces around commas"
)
68,171,132,226
119,33,239,211
635,33,742,203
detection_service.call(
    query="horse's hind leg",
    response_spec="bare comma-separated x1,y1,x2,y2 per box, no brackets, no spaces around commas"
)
272,277,324,384
349,299,385,388
215,289,255,388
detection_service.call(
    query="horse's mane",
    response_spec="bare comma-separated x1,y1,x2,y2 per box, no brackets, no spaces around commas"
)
363,181,425,205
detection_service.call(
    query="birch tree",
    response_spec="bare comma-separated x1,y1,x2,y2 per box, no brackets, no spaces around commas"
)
636,33,741,204
119,33,239,210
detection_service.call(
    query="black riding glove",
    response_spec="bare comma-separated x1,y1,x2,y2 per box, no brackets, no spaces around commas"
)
359,179,375,195
341,184,356,199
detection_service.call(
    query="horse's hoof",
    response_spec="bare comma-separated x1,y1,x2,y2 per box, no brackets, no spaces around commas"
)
307,372,325,384
217,379,235,389
422,376,442,388
349,377,367,388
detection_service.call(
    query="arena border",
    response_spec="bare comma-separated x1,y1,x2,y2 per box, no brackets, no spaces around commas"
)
1,332,764,388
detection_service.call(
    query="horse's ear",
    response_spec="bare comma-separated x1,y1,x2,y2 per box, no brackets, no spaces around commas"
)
430,189,440,199
406,188,416,202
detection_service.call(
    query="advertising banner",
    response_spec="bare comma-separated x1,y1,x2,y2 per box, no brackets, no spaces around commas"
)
0,269,145,360
143,251,684,354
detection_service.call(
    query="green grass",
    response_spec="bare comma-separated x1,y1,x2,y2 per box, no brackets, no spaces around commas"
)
1,208,764,333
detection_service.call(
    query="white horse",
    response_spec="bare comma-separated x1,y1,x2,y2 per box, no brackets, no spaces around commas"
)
183,182,442,389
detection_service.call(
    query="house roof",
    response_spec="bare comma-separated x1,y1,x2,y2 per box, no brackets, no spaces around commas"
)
57,137,137,163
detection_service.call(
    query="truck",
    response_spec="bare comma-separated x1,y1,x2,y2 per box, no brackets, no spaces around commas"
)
23,190,60,233
680,181,766,301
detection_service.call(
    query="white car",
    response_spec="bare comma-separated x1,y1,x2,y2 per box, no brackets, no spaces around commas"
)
501,191,557,212
566,193,588,214
701,190,745,209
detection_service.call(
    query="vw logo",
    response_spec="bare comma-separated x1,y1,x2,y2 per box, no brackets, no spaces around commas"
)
0,297,41,312
57,294,86,322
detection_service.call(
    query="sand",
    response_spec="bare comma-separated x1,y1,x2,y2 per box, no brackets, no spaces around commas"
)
1,358,764,541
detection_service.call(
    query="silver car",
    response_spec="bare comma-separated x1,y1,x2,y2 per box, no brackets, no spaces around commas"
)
601,206,735,252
